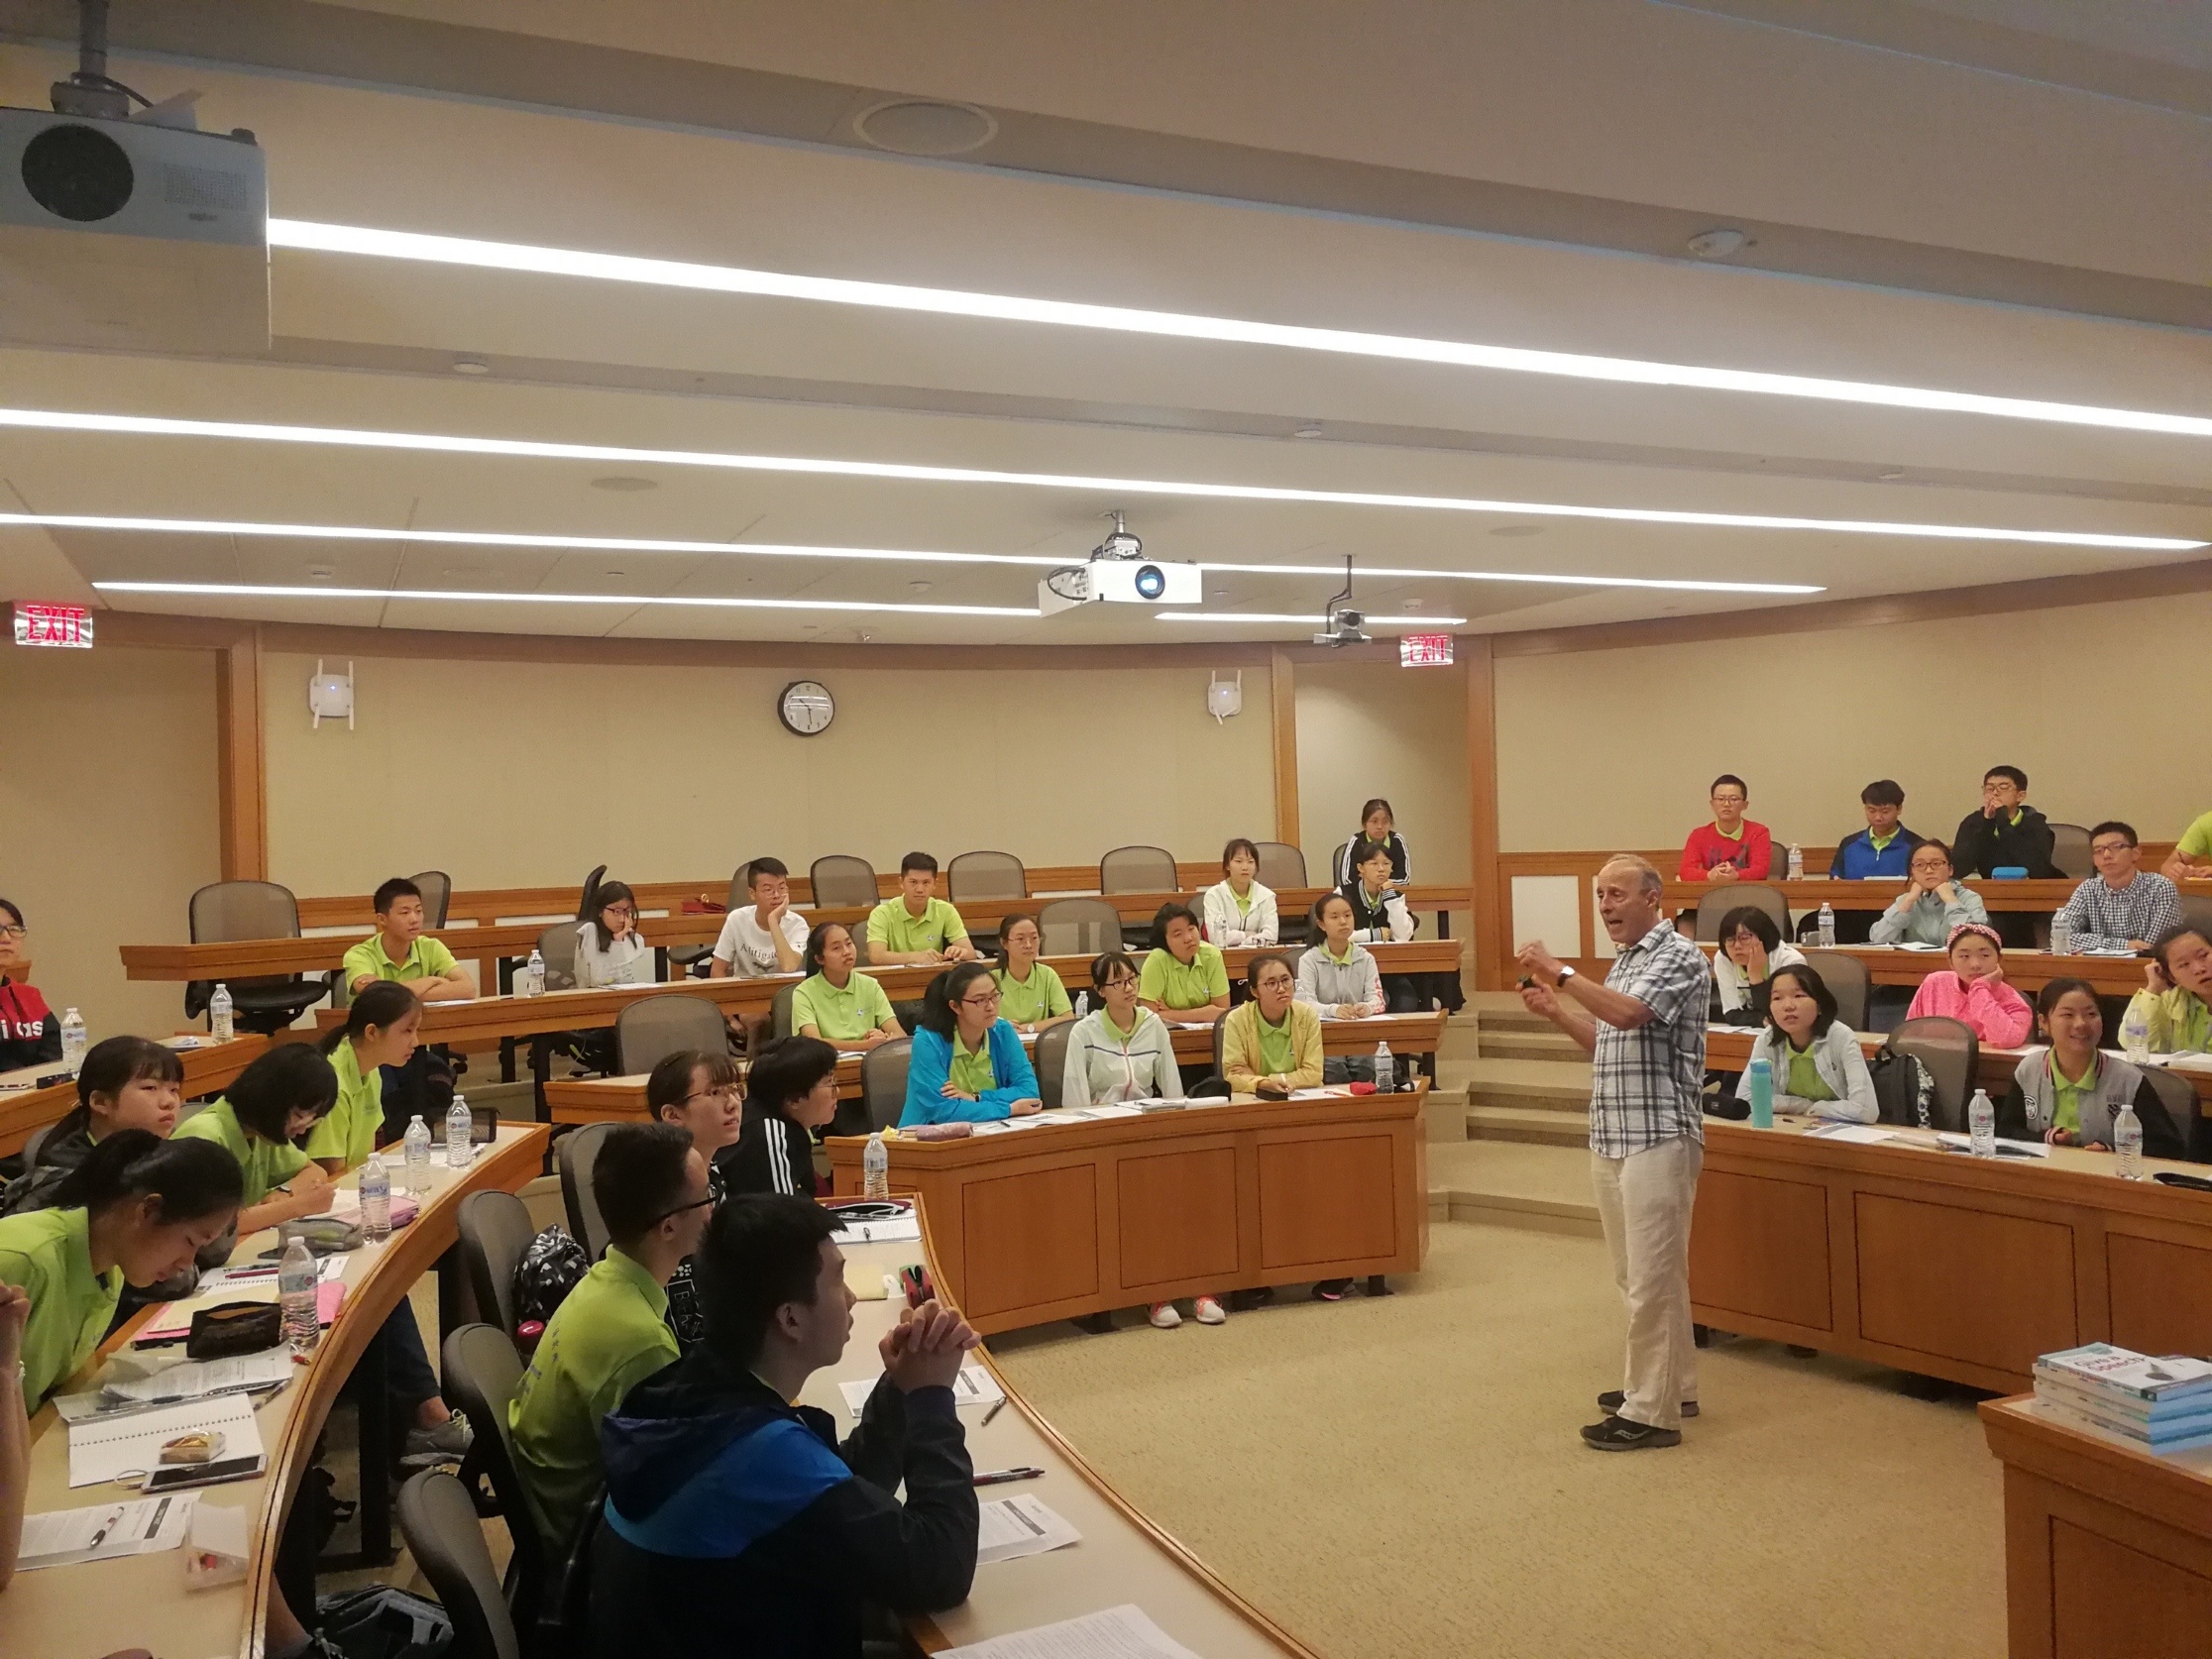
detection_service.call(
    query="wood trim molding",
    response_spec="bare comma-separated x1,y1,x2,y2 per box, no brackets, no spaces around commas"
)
215,625,268,882
1269,647,1299,849
1493,555,2212,659
1463,636,1502,991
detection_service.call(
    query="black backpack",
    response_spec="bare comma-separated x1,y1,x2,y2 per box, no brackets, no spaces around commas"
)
513,1226,590,1328
1867,1047,1935,1129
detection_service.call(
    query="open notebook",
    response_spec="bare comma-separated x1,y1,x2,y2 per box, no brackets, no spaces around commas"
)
68,1393,265,1489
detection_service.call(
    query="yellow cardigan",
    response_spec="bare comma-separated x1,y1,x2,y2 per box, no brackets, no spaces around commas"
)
1221,999,1325,1093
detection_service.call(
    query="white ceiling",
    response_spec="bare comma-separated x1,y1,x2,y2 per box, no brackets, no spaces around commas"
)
0,0,2206,646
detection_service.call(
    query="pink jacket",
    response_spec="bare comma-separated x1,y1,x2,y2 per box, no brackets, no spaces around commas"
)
1906,970,2033,1048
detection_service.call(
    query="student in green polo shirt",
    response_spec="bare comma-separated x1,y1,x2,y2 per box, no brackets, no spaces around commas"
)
1137,904,1230,1025
509,1122,707,1549
172,1044,339,1235
2001,978,2184,1158
345,877,476,1002
2163,809,2212,883
1220,952,1324,1097
865,852,978,967
308,980,421,1175
2126,925,2212,1055
991,913,1072,1034
792,923,903,1053
0,1130,241,1406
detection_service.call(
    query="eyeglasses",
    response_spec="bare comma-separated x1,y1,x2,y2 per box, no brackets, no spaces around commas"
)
958,988,1003,1008
1099,976,1138,992
2091,841,2134,856
0,925,24,940
682,1085,740,1106
603,905,636,921
649,1193,716,1226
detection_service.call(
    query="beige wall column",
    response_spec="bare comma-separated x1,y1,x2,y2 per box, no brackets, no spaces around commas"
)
1464,635,1502,992
215,624,268,883
1270,648,1300,850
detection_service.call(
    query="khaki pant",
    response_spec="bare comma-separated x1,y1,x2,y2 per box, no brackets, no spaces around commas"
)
1590,1135,1703,1431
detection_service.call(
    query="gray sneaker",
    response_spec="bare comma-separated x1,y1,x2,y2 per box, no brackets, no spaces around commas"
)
1598,1390,1698,1418
400,1409,472,1468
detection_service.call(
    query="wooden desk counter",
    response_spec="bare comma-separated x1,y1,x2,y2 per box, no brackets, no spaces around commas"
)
1,1122,548,1659
1980,1394,2212,1659
1696,941,2157,997
0,1035,270,1157
825,1084,1429,1337
1691,1118,2212,1395
543,1011,1447,1125
1702,1025,2212,1108
1664,877,2093,914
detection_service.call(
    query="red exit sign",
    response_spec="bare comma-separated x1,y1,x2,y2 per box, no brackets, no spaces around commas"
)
1398,632,1454,667
12,603,95,648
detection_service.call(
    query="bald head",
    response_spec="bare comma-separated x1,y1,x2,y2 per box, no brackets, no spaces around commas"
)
1595,855,1665,943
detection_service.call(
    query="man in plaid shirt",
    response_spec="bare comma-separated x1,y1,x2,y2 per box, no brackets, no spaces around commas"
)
2050,822,2183,952
1518,854,1710,1452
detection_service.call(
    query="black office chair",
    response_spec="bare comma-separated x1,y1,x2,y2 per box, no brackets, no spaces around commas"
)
397,1469,524,1659
556,1122,612,1262
861,1039,913,1133
456,1190,534,1340
771,983,798,1042
2047,824,2094,880
1038,898,1124,958
184,880,329,1033
409,869,454,930
809,856,880,910
1254,841,1306,890
1035,1023,1073,1111
669,866,748,976
1099,845,1176,894
613,994,726,1076
1887,1017,1978,1132
2137,1066,2202,1163
1801,949,1871,1032
947,850,1028,904
438,1324,544,1631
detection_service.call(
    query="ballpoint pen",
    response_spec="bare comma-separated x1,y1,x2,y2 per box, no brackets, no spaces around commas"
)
980,1396,1006,1426
86,1505,124,1550
971,1467,1044,1487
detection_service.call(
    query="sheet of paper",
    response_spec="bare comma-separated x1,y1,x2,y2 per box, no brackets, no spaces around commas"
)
1804,1125,1897,1145
104,1348,294,1406
1289,1087,1339,1100
18,1492,197,1570
1933,1132,2051,1159
839,1365,1004,1419
939,1604,1201,1659
68,1392,265,1489
830,1215,921,1246
975,1493,1082,1565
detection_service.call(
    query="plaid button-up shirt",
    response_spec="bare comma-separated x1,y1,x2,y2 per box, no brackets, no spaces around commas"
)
1589,920,1712,1158
2051,871,2183,953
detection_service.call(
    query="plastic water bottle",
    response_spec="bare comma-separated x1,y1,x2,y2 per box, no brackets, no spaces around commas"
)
445,1094,474,1172
360,1153,390,1241
209,983,234,1043
1746,1055,1774,1128
1074,991,1089,1020
402,1114,432,1195
2114,1101,2145,1179
2048,918,2072,956
1968,1088,1996,1157
1787,843,1804,880
2120,1003,2153,1061
1374,1043,1395,1093
862,1131,890,1200
522,947,546,997
279,1235,319,1354
1815,904,1835,949
58,1008,87,1075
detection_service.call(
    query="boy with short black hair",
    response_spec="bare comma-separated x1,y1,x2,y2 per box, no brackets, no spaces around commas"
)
1952,766,2058,946
344,878,474,1001
709,857,810,979
591,1195,981,1657
1679,775,1772,883
865,852,977,967
1828,780,1923,880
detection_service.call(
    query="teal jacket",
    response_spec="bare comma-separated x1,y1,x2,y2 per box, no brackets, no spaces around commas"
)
900,1021,1039,1126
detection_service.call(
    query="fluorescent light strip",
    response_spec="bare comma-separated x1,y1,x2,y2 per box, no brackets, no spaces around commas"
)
0,511,1824,595
0,411,2193,553
91,581,1038,617
1157,612,1466,625
269,219,2212,441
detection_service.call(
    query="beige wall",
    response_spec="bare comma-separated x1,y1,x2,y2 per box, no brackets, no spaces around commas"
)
1294,659,1469,885
263,651,1278,897
1496,590,2212,855
0,645,221,1040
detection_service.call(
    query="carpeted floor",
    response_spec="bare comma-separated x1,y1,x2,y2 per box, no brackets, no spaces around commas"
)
991,1222,2006,1659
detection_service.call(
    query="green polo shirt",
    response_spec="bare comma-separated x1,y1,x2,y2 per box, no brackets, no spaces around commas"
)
1783,1044,1836,1103
865,897,969,956
2181,811,2212,860
1254,1008,1298,1076
1139,942,1228,1011
1867,830,1899,854
343,930,458,987
947,1032,999,1096
305,1038,381,1167
173,1097,312,1205
508,1247,678,1546
0,1207,122,1406
2050,1054,2097,1136
993,963,1070,1027
791,971,895,1041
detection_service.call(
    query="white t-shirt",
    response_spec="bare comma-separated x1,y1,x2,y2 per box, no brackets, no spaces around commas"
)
575,922,652,988
713,906,811,978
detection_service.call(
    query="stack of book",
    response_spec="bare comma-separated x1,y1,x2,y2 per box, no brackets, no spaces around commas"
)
2033,1343,2212,1454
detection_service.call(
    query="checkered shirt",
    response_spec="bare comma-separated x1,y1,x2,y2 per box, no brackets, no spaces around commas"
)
1589,921,1712,1158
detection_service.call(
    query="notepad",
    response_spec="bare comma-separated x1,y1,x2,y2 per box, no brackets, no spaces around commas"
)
939,1605,1201,1659
103,1347,294,1407
838,1365,1003,1418
975,1493,1081,1565
18,1492,198,1570
68,1393,265,1489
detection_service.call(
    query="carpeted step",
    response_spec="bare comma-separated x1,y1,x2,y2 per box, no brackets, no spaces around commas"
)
1426,1140,1599,1236
1456,1056,1591,1115
1477,1027,1583,1061
1465,1104,1588,1148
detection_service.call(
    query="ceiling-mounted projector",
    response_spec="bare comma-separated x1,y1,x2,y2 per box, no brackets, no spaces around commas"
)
1311,555,1373,646
0,2,269,354
1038,510,1200,615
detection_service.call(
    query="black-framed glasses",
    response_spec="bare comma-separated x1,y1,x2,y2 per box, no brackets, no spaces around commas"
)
683,1085,740,1107
649,1193,716,1226
0,924,24,940
957,987,1003,1008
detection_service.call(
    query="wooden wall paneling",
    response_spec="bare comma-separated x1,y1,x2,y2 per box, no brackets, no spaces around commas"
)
2003,1469,2059,1659
215,623,267,882
1256,1129,1398,1269
1463,635,1501,991
1684,1169,1832,1331
1269,647,1298,849
2049,1507,2212,1657
955,1162,1102,1322
2106,1231,2212,1358
1116,1146,1242,1290
1851,1190,2079,1378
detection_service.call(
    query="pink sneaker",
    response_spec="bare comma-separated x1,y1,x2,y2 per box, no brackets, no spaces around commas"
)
1148,1301,1181,1329
1193,1295,1226,1325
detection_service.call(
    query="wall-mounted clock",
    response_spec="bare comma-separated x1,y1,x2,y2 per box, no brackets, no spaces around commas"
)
777,679,835,736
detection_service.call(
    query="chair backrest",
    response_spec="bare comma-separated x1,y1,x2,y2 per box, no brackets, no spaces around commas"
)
861,1038,913,1133
723,865,751,913
397,1470,525,1659
1039,898,1124,958
2179,895,2212,942
188,880,302,943
810,855,879,910
1035,1023,1072,1111
1099,844,1176,894
1799,949,1870,1033
1329,841,1352,887
1888,1017,1978,1131
1695,884,1790,943
614,994,726,1076
409,870,453,930
1253,841,1306,890
2135,1065,2202,1162
771,982,798,1042
456,1190,534,1338
2047,823,2094,880
534,921,581,993
435,1325,544,1623
556,1122,613,1262
19,1121,55,1172
947,850,1027,903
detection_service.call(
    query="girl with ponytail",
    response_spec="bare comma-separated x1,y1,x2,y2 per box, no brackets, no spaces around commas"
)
311,980,420,1174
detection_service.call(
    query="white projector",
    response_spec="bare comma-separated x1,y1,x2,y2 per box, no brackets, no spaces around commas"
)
0,105,269,354
1038,557,1202,616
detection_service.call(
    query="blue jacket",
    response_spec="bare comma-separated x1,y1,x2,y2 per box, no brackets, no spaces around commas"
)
901,1020,1039,1126
1829,825,1924,881
591,1351,976,1658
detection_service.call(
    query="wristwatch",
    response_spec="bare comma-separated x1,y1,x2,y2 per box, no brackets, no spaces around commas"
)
1555,965,1577,989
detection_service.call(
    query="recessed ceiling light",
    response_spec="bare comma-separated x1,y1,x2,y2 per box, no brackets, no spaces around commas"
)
1157,611,1467,626
1489,524,1544,538
450,356,491,376
854,99,997,157
908,579,932,592
305,563,336,580
5,413,2189,554
1402,599,1424,610
267,219,2212,440
590,475,657,492
439,565,487,577
1877,469,1908,481
1292,424,1324,439
1686,227,1750,260
603,568,625,577
92,580,1041,617
0,510,1830,594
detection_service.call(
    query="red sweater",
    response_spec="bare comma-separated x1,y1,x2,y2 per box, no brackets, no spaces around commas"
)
0,979,59,1071
1679,821,1774,881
